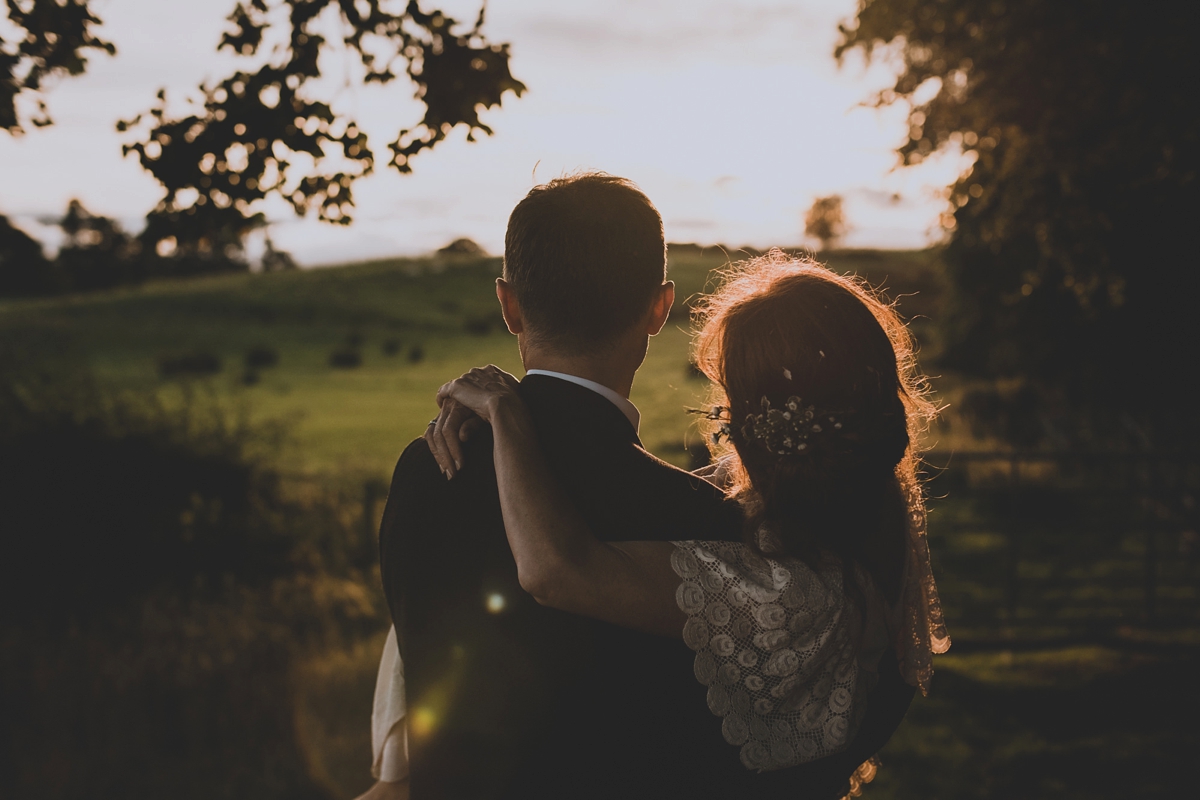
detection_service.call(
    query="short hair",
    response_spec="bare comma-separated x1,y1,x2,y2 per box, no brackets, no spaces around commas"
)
503,172,666,354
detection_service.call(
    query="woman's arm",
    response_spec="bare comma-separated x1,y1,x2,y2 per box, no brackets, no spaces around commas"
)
436,367,685,638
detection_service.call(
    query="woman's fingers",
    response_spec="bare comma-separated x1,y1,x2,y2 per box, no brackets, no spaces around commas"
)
425,415,455,477
436,366,519,414
439,400,476,473
441,375,498,420
424,418,446,473
427,366,523,479
459,416,483,442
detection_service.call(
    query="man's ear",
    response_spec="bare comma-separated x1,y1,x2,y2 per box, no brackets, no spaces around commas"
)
496,278,524,335
646,281,675,336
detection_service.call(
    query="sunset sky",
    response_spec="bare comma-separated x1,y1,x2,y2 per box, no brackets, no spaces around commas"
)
1,0,969,265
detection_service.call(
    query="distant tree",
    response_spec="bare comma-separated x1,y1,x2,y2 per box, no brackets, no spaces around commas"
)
804,195,847,250
0,214,51,296
0,213,53,296
839,0,1199,448
437,236,487,256
55,199,144,291
260,238,297,272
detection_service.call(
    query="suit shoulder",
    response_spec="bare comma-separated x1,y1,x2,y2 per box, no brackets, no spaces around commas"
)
635,444,728,498
389,434,459,484
388,430,497,498
395,435,433,472
630,445,744,539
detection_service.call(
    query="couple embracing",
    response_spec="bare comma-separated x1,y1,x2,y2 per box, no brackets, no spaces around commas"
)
359,173,949,799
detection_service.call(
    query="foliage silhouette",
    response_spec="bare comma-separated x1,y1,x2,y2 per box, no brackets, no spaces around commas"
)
3,0,524,277
0,0,114,133
117,0,525,265
839,0,1199,448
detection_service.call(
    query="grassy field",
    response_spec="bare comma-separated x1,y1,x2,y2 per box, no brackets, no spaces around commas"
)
0,246,946,477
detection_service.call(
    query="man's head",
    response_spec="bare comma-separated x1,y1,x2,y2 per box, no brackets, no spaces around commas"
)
499,172,672,359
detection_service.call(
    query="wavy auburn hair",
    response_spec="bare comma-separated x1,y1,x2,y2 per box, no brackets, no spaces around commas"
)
693,251,937,603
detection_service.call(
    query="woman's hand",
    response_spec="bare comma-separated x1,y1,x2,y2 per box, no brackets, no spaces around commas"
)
425,365,684,637
425,365,525,478
436,365,522,423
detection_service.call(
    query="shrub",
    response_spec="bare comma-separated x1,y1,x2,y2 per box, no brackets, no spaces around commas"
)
329,347,362,369
407,344,425,363
0,373,382,799
464,314,503,336
381,338,401,356
244,345,279,370
158,351,222,378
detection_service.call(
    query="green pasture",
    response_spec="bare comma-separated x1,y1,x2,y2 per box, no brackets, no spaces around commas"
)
0,246,944,477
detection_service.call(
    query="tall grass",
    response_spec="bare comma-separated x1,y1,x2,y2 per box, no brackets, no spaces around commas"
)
0,360,386,799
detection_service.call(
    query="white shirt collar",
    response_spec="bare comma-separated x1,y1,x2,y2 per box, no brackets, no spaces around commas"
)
524,369,641,433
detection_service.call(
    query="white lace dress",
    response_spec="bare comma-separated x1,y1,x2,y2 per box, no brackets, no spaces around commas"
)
670,538,895,772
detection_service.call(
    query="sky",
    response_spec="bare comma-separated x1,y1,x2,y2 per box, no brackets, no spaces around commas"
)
0,0,969,265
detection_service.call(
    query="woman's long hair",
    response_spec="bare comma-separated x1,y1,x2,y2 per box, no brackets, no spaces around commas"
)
693,251,937,605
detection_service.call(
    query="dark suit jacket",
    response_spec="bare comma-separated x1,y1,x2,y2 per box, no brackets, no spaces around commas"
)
378,374,915,799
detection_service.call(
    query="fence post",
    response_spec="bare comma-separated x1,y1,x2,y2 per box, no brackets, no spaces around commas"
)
1144,525,1157,622
1006,456,1022,623
1137,456,1160,624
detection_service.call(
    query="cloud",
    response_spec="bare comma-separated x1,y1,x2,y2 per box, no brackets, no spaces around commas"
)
667,217,718,229
511,0,845,64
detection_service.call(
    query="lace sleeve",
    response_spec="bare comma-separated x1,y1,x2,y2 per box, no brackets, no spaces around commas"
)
670,540,871,772
897,480,951,696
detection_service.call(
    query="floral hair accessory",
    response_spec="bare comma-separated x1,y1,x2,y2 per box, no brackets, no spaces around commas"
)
688,404,733,444
691,397,845,453
742,395,844,456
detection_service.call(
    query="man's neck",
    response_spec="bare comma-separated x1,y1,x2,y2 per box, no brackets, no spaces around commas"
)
520,348,639,399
